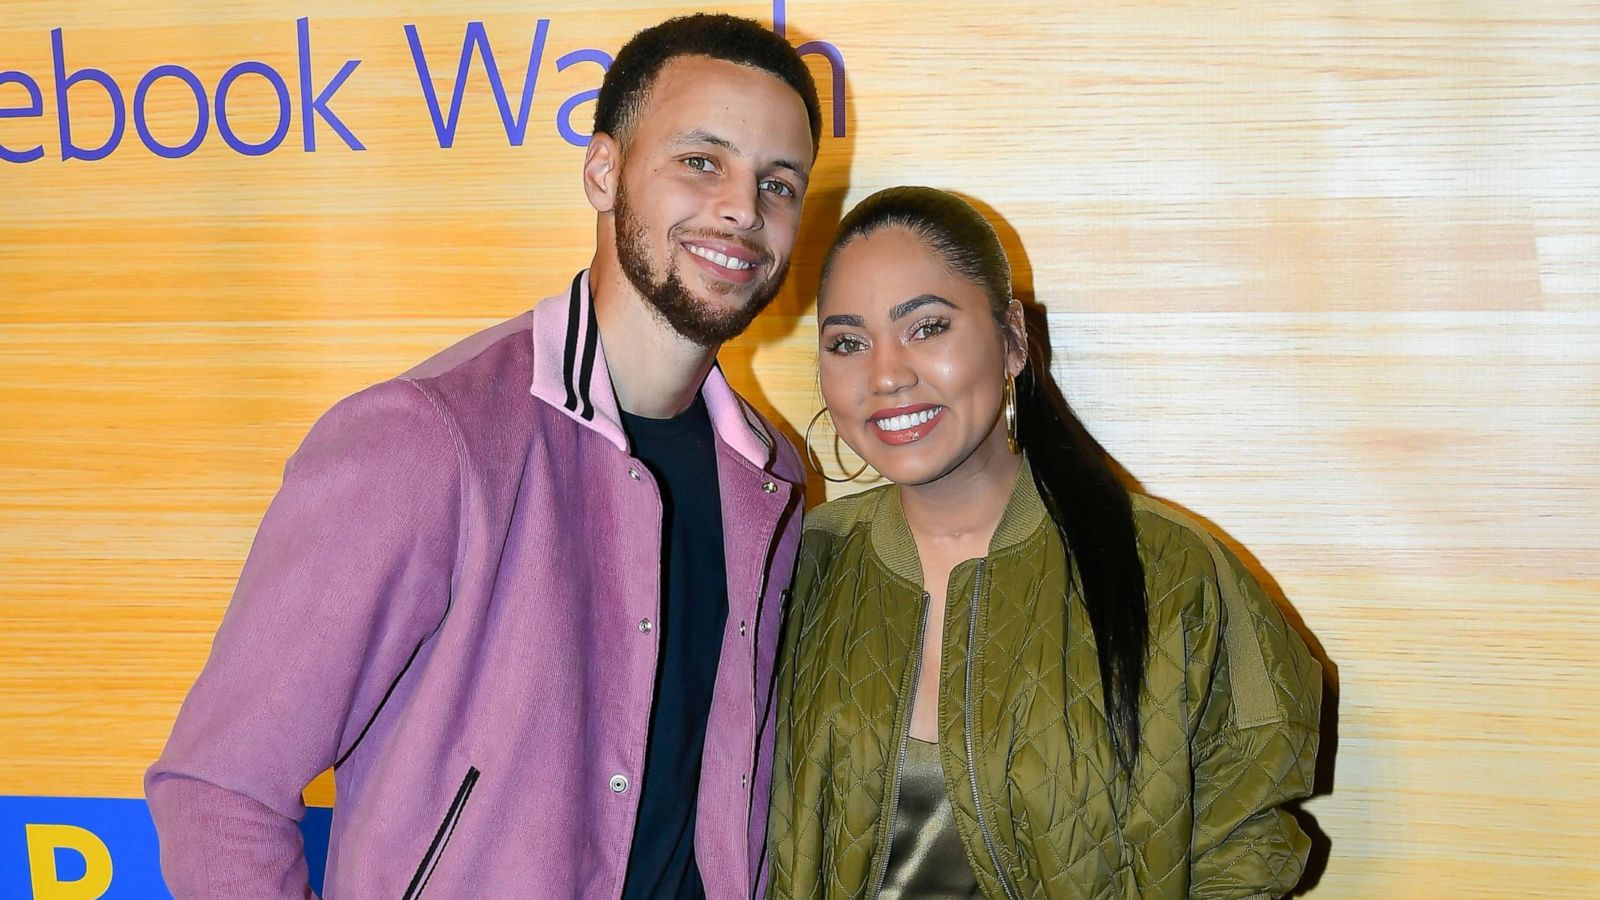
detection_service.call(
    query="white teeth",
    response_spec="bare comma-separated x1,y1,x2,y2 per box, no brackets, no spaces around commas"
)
874,407,941,432
687,244,753,270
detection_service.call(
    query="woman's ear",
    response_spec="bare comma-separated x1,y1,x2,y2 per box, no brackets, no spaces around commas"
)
583,132,622,213
1004,298,1028,378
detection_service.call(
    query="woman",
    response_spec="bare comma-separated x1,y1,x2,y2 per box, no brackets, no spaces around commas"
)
768,187,1322,899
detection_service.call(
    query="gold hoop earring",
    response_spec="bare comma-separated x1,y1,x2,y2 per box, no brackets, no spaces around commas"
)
1004,374,1020,454
804,407,868,483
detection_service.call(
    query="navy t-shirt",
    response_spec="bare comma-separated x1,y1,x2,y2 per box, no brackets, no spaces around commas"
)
618,393,727,900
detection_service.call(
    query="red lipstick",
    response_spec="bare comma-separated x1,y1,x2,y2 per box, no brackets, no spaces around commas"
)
868,403,945,446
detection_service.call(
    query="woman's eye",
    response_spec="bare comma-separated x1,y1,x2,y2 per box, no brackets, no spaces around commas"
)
760,178,796,198
910,318,951,340
825,335,866,355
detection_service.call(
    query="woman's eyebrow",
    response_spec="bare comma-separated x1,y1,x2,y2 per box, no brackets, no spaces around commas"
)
820,313,864,328
889,294,957,320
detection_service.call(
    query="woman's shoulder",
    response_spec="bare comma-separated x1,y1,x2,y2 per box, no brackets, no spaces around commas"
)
1126,493,1252,614
790,485,900,610
801,482,898,540
1128,494,1226,567
1130,496,1322,736
793,484,901,595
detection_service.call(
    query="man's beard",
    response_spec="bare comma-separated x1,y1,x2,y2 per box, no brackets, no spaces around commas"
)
613,183,789,348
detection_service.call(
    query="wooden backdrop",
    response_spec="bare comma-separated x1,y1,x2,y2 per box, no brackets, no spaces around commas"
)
2,1,1596,896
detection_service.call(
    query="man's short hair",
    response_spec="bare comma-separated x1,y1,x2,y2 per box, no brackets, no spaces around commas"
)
594,14,823,155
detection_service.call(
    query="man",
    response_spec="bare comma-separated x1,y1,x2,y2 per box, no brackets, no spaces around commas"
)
145,14,820,899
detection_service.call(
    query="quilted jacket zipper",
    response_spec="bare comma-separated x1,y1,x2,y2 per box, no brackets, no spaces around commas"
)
965,561,1021,900
868,591,931,899
402,765,479,899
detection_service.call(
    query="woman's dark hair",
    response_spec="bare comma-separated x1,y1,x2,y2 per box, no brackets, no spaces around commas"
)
822,186,1150,767
594,14,823,155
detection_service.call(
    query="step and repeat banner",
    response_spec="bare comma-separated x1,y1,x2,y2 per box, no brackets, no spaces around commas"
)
3,1,1596,897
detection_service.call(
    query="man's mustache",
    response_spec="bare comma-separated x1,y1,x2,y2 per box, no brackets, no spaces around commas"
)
674,228,773,269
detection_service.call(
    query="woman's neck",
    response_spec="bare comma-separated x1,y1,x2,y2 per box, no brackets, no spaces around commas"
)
899,433,1023,554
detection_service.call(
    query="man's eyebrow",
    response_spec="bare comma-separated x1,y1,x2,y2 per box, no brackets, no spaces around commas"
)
672,129,737,151
771,158,810,188
889,295,957,320
820,313,864,328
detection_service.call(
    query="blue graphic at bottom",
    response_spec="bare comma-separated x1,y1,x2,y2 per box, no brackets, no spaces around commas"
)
1,795,332,899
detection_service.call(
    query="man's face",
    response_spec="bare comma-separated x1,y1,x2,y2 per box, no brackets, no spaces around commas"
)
610,55,814,347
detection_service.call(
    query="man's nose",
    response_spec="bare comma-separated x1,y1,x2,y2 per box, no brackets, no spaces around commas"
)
716,178,762,231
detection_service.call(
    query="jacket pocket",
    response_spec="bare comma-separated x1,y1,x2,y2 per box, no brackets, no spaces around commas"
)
401,766,480,899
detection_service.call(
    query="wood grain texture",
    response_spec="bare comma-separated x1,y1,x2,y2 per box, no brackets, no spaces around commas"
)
2,1,1596,895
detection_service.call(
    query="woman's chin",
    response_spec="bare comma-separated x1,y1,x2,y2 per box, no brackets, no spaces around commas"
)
841,425,994,488
854,434,1014,489
855,452,956,489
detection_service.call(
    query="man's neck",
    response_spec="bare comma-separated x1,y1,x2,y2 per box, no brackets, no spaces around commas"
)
588,255,719,419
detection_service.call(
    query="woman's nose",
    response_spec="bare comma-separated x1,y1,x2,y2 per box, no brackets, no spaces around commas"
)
870,345,916,395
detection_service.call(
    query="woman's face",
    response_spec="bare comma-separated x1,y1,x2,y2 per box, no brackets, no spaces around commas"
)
817,227,1025,487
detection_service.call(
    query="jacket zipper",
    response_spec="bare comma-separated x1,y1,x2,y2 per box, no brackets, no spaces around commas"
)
965,561,1021,900
402,765,480,900
868,591,931,899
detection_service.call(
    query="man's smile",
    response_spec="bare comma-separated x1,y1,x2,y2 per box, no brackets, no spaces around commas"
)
680,237,767,284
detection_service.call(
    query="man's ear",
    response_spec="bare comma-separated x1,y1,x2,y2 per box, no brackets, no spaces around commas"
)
1005,298,1029,378
583,132,622,213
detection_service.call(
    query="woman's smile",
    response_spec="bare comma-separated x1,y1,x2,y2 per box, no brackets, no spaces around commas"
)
868,403,946,444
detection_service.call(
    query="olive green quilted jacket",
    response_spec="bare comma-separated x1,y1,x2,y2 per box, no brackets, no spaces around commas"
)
768,463,1322,899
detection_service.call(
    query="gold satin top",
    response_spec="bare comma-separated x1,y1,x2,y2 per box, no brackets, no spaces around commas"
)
878,738,983,899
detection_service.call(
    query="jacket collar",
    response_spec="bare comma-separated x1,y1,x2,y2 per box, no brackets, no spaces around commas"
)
869,456,1048,586
529,270,777,470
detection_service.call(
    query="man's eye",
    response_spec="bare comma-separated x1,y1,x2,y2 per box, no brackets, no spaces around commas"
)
761,178,796,198
684,156,716,172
